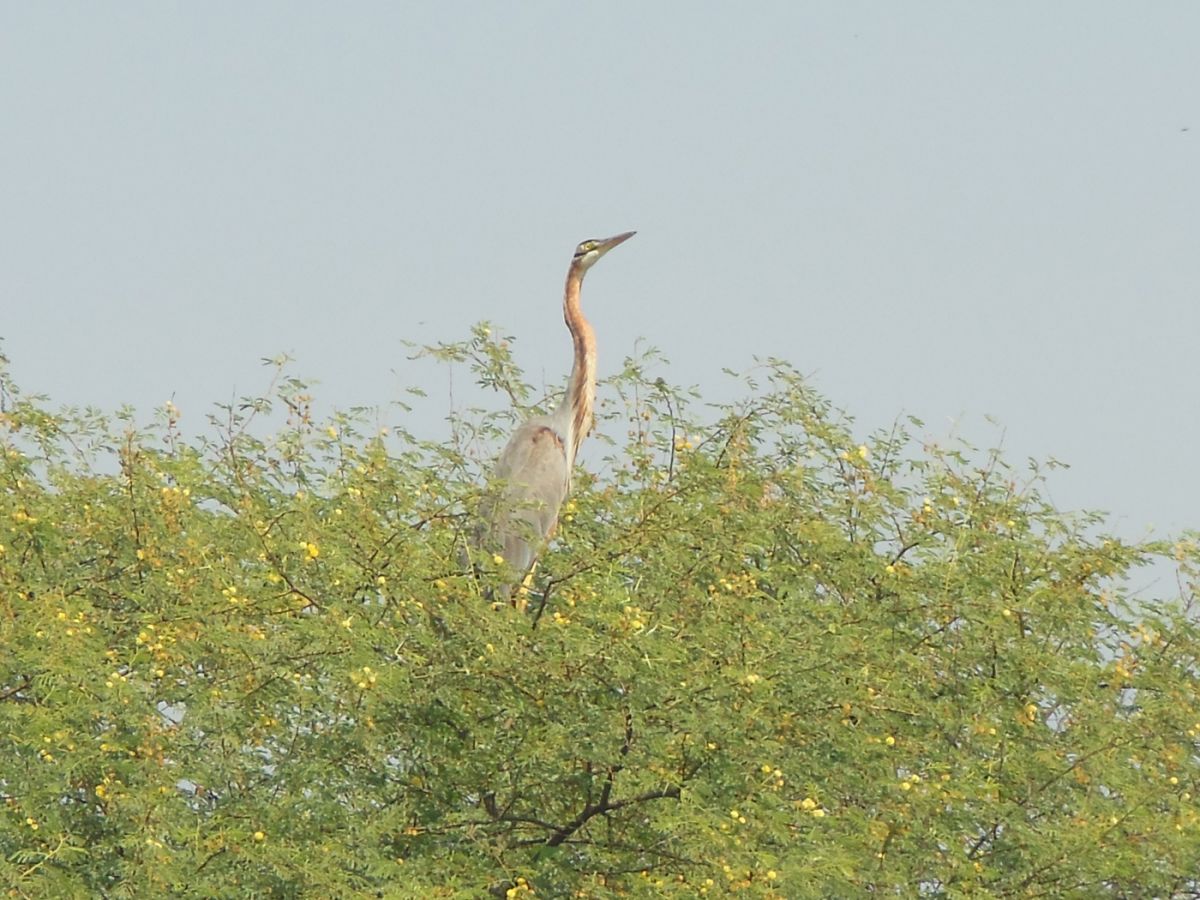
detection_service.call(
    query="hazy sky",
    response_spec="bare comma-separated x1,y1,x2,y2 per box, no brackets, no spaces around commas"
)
2,4,1197,549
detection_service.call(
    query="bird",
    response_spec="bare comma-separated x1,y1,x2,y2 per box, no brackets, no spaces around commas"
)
474,231,636,599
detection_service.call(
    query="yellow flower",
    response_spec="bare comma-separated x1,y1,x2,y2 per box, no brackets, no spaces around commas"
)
253,831,266,842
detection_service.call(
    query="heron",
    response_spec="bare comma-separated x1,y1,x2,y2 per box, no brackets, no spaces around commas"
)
474,231,636,599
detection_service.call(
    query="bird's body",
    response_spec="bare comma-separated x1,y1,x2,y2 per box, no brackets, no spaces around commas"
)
475,231,635,596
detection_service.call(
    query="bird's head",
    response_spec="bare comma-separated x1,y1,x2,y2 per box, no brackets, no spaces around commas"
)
572,231,635,273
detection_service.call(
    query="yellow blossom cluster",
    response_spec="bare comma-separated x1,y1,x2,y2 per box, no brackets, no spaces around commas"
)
93,772,122,803
795,796,827,817
707,571,758,598
713,860,778,891
1175,808,1199,832
912,496,937,525
134,623,178,673
1130,623,1165,648
558,588,588,608
1015,703,1040,727
505,875,535,898
760,762,785,790
972,722,999,737
349,666,378,691
35,607,95,641
1111,653,1137,681
38,729,76,764
159,484,191,503
621,605,647,631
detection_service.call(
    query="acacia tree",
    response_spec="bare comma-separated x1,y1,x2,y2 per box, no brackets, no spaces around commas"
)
1,332,1198,898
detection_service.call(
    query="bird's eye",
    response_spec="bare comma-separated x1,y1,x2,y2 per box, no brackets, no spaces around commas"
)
581,241,596,252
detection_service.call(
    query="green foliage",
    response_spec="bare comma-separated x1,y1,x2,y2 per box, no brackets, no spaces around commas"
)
1,333,1198,898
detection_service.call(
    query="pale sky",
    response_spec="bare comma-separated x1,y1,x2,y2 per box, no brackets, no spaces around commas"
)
2,4,1197,551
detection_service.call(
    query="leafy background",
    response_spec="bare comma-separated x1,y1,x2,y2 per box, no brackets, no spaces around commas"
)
2,333,1197,897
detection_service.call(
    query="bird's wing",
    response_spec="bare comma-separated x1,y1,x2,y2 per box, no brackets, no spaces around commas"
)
483,418,570,575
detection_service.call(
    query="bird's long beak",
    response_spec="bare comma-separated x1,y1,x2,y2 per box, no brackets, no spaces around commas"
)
596,231,636,256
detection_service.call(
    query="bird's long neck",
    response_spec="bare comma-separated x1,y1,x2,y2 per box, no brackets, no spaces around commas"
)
561,265,596,465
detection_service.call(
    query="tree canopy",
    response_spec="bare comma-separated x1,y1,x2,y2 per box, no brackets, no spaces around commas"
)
2,330,1198,897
